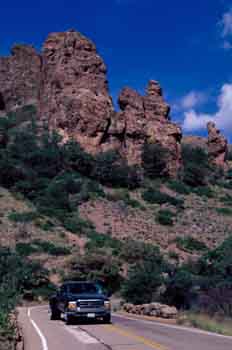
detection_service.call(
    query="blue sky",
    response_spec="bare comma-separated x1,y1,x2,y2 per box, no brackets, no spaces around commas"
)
1,1,232,136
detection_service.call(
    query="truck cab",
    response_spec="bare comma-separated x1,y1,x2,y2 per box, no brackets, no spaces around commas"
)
49,281,111,324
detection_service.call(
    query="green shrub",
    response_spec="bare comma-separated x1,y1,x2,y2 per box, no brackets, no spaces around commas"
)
156,209,175,226
142,189,183,207
216,207,232,216
63,215,94,234
0,246,54,343
120,239,163,265
226,168,232,179
0,114,104,229
85,231,122,256
168,251,179,260
218,181,232,189
122,259,165,304
15,243,37,256
92,150,141,189
175,236,208,253
182,146,212,187
163,267,196,309
168,180,191,195
198,235,232,288
6,105,37,127
106,190,144,209
31,240,71,256
62,140,94,176
67,252,122,295
120,239,169,304
142,143,169,178
35,219,54,231
193,186,214,198
220,194,232,205
16,240,71,256
8,211,39,223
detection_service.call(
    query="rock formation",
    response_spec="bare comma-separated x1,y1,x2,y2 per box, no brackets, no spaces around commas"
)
0,45,41,115
182,135,207,150
207,122,228,170
0,29,182,177
106,80,182,177
39,30,114,152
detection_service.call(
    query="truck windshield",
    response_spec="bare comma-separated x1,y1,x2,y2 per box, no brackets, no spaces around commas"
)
68,283,101,294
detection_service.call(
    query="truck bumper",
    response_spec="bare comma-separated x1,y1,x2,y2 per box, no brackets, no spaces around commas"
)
66,310,111,319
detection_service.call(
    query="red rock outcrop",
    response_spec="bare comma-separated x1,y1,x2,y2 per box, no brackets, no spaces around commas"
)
0,29,182,177
182,135,207,150
39,30,114,152
207,122,228,170
106,80,182,177
0,45,41,115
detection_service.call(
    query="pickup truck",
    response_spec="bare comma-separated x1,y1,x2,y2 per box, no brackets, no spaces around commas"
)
49,281,111,324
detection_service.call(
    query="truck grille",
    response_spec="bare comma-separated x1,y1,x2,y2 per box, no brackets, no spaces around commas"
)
78,299,104,309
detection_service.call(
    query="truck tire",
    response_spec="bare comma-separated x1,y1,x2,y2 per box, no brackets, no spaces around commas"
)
103,314,111,324
50,308,61,320
64,313,73,325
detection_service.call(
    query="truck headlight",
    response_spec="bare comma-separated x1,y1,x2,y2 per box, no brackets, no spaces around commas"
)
104,301,111,310
68,301,77,310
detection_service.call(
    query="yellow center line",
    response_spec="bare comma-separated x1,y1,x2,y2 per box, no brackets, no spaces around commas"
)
104,324,169,350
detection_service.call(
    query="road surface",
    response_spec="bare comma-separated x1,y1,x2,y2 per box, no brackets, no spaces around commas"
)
18,305,232,350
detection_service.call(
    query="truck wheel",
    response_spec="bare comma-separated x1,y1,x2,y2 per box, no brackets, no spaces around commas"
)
50,308,61,320
103,315,111,324
65,313,73,325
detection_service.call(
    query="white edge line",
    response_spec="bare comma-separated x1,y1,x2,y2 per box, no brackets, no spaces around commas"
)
28,307,49,350
113,313,232,340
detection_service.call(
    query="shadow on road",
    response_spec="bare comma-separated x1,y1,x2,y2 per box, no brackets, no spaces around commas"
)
60,316,111,326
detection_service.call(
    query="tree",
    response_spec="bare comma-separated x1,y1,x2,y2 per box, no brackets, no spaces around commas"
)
142,143,169,178
181,146,211,187
122,260,164,304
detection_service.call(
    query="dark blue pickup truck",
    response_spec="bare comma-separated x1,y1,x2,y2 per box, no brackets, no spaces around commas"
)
49,281,111,324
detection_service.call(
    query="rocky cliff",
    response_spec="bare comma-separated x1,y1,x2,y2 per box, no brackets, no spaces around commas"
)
106,80,182,177
0,45,41,115
183,124,229,171
207,122,228,170
0,29,182,177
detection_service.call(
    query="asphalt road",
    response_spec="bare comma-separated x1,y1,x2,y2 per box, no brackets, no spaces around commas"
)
18,305,232,350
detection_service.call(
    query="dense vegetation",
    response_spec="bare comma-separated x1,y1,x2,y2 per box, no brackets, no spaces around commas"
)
121,236,232,317
0,107,142,231
0,247,54,349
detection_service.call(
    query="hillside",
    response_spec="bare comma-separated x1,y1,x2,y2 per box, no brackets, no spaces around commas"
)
0,29,232,349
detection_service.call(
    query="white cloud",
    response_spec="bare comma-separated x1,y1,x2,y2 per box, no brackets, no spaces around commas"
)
222,40,232,50
180,91,207,109
183,83,232,133
172,90,208,114
221,8,232,37
219,8,232,49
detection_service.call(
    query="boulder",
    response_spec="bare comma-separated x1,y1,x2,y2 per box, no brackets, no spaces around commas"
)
123,302,178,319
159,305,178,319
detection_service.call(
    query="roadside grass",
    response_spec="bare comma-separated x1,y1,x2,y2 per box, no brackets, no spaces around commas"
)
178,312,232,336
